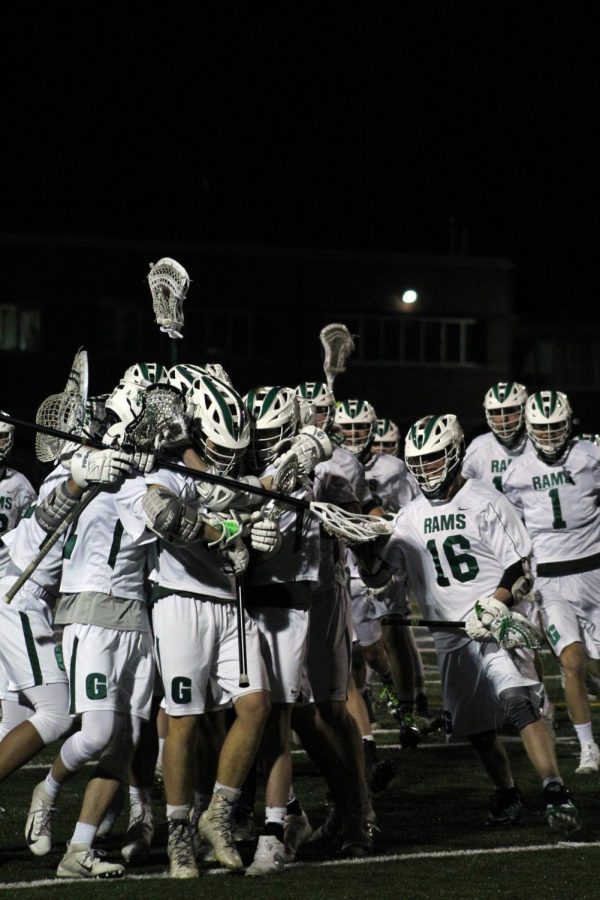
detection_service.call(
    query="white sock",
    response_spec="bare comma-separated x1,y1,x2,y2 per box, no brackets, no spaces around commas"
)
574,721,594,747
71,822,97,848
157,737,165,768
166,804,191,821
44,772,62,801
265,806,286,826
213,782,241,804
543,776,564,789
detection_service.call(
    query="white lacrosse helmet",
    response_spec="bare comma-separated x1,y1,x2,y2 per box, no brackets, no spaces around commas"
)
405,414,465,498
525,391,572,463
188,375,250,474
168,363,233,400
484,382,528,446
372,418,401,456
0,413,14,464
335,399,378,459
121,362,170,387
244,386,299,473
295,382,335,430
103,381,147,447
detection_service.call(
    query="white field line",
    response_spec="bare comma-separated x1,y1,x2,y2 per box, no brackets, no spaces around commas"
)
2,841,600,889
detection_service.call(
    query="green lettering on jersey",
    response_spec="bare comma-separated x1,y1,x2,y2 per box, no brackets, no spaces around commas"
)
0,496,12,510
423,514,466,534
490,460,509,474
532,472,569,491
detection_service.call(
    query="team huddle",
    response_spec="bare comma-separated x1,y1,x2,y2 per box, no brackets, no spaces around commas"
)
0,357,598,881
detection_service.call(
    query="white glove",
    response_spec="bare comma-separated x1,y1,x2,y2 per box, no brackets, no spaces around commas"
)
131,451,156,474
70,448,134,489
511,572,534,604
249,510,282,553
465,612,495,642
274,425,333,477
221,538,250,577
474,596,543,650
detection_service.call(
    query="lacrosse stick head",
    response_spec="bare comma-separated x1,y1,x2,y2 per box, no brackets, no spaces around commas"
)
271,453,300,495
310,502,394,545
319,323,355,393
147,258,190,340
0,412,15,464
35,347,89,464
35,393,85,463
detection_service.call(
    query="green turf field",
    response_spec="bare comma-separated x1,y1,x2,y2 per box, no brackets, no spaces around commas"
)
2,636,600,899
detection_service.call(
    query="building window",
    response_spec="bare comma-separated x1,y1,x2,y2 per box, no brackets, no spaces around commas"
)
342,315,480,366
0,306,41,351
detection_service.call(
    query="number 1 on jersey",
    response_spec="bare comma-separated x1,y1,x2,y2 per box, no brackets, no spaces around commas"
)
548,487,566,529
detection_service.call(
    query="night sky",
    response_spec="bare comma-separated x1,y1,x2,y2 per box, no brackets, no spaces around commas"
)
4,5,599,317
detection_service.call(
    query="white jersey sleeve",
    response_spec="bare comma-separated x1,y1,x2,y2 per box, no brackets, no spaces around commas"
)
0,468,38,574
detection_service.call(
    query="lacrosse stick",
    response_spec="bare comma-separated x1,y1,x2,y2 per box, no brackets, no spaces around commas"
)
319,323,355,394
0,413,393,544
147,257,190,341
380,614,466,628
35,348,88,464
236,576,250,687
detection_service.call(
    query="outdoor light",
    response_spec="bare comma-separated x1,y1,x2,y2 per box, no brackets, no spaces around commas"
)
402,289,418,304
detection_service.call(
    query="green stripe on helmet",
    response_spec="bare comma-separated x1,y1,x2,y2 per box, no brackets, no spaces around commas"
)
260,387,280,419
204,378,236,437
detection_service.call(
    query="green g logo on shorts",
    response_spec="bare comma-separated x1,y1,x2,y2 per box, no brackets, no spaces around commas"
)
547,624,561,646
86,673,108,700
171,677,192,704
54,645,65,672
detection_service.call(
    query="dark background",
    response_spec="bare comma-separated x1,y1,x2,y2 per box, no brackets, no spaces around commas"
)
4,5,598,318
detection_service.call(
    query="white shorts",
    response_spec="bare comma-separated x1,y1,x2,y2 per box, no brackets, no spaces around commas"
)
303,578,353,704
250,606,309,703
0,584,67,692
439,640,541,738
367,572,411,621
535,573,600,659
62,624,154,720
152,594,269,716
349,579,382,647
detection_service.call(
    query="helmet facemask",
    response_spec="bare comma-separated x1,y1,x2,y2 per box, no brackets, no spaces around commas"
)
0,417,14,465
295,382,335,431
371,419,400,456
334,399,377,461
245,387,299,474
405,414,465,499
525,391,572,463
188,375,250,476
483,382,528,448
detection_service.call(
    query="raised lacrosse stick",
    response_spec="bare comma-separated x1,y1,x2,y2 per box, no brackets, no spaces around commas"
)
35,347,89,465
319,323,355,394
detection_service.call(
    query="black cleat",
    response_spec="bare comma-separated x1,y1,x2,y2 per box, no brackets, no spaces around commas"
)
485,786,523,827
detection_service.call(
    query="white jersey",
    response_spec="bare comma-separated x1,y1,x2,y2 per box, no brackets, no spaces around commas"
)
462,431,530,491
0,467,37,573
331,446,373,508
145,465,237,601
503,439,600,566
3,465,68,596
364,452,419,513
381,478,532,650
59,474,152,598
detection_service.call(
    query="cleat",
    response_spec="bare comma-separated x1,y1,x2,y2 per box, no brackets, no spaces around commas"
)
362,688,378,728
26,781,57,857
365,755,397,793
167,817,199,878
380,686,421,747
122,801,155,862
575,741,600,775
485,786,523,827
198,793,243,870
233,807,257,842
307,798,343,844
414,692,432,719
543,782,580,832
340,812,372,857
56,843,124,879
245,834,286,876
283,810,312,862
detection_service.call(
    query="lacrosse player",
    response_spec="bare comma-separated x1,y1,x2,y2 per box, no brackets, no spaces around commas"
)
503,391,600,775
462,382,530,491
361,417,433,745
23,378,159,878
290,382,377,859
0,414,38,738
357,413,580,832
141,373,272,878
